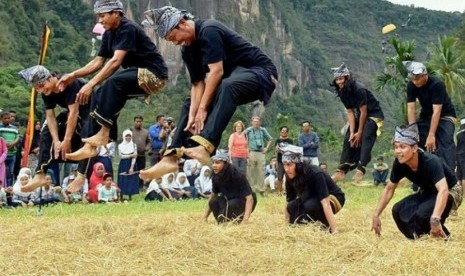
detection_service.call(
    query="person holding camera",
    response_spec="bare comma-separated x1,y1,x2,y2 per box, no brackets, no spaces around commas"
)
244,116,272,196
148,115,166,166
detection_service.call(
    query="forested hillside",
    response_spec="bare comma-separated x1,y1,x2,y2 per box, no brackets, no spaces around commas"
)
0,0,463,159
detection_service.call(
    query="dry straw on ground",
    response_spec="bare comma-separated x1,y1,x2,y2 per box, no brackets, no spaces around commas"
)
1,184,464,275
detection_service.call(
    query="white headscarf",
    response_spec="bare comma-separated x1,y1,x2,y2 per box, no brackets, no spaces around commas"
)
17,167,32,181
118,129,136,155
176,172,190,189
162,173,176,189
196,166,212,193
13,173,32,197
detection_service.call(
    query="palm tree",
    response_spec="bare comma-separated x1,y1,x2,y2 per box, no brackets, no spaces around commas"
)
427,35,465,105
375,36,416,122
375,36,416,94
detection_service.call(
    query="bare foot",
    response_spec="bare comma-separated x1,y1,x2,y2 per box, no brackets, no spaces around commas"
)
139,155,178,181
66,143,98,161
66,173,86,193
331,171,346,183
352,170,364,182
21,173,47,192
183,146,211,165
82,127,110,147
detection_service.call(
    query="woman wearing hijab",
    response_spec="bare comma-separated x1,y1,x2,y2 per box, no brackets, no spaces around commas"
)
282,145,345,234
176,172,195,199
195,166,213,199
330,63,384,183
88,162,106,203
118,129,139,200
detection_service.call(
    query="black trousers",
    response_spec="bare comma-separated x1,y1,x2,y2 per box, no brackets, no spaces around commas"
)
91,68,146,131
392,191,453,239
209,192,257,223
417,118,456,170
287,195,345,226
171,67,261,149
37,111,90,175
145,190,170,201
338,118,379,173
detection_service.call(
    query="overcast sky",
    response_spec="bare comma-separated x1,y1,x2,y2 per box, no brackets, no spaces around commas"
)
387,0,465,12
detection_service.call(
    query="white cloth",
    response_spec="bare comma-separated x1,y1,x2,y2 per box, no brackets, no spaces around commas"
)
195,166,212,194
176,172,190,189
146,179,163,195
183,159,201,176
118,129,137,156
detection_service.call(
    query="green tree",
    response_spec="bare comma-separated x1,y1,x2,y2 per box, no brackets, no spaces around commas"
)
427,35,465,105
375,36,416,122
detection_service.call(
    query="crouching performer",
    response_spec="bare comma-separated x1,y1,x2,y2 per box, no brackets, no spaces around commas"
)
372,124,456,239
203,151,257,224
283,145,345,234
18,65,91,192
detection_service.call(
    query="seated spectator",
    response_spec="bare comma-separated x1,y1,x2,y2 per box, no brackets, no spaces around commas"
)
34,174,61,205
145,177,173,201
183,158,201,189
12,173,35,207
372,156,389,186
62,164,89,204
319,162,329,174
195,166,213,199
88,162,106,203
264,157,278,191
177,172,196,198
163,172,187,200
18,167,32,179
1,186,21,208
98,174,118,203
0,185,7,207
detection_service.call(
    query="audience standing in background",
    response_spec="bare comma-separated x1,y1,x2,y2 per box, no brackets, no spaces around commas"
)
299,121,320,166
148,115,166,165
118,129,138,201
275,126,293,193
228,120,248,175
0,111,19,186
245,116,272,196
131,115,151,191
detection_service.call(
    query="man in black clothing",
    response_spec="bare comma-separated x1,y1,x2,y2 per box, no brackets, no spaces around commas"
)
330,63,384,182
18,65,91,192
372,124,455,240
57,0,168,172
203,151,257,224
404,61,457,170
140,6,278,180
275,126,293,193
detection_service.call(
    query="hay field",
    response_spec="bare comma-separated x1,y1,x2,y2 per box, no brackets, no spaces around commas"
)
1,184,465,275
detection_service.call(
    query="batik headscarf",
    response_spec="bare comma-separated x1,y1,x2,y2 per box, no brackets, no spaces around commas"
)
144,6,194,38
94,0,124,14
392,123,419,145
402,61,427,78
280,145,303,163
331,63,350,79
18,65,51,87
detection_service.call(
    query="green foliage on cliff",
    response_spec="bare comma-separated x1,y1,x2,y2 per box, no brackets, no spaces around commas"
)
0,0,464,162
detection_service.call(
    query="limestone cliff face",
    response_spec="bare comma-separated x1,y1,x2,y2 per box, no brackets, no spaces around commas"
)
86,0,309,97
